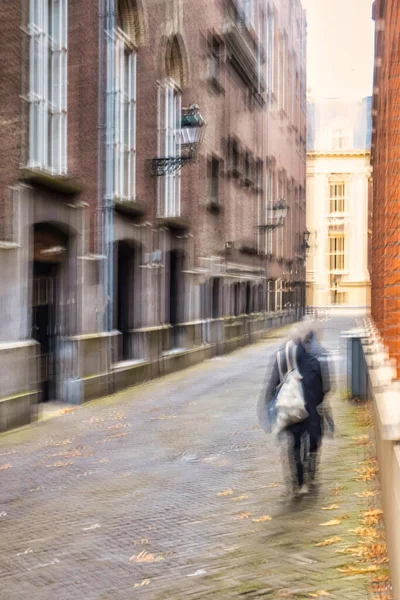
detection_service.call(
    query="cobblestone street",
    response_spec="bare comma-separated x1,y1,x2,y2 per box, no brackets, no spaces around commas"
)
0,319,381,599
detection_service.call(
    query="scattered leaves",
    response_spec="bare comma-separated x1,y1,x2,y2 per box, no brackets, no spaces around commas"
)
60,407,77,415
355,490,378,498
315,536,343,547
361,509,383,527
350,527,380,540
351,435,372,447
319,519,342,527
337,564,379,574
234,511,252,520
133,579,151,589
262,483,281,489
353,464,378,482
0,465,12,471
130,551,164,563
252,515,272,523
216,489,233,497
321,504,340,511
51,440,72,447
232,495,248,502
329,485,345,496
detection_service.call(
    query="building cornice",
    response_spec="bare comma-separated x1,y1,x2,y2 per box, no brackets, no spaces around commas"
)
307,150,371,158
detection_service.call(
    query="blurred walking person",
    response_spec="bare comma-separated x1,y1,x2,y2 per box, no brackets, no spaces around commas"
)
259,321,332,498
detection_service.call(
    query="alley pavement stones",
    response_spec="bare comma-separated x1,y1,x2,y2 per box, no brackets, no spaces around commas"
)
0,317,387,599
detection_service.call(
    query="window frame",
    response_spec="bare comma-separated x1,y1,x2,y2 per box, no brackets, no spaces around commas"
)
329,181,346,214
157,78,182,217
114,28,137,202
28,0,68,174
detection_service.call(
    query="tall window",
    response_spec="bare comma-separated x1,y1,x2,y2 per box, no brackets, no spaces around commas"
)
114,31,137,201
266,8,275,95
329,182,345,213
208,156,220,202
266,167,274,255
29,0,68,173
157,79,182,216
332,129,349,151
207,36,222,83
329,236,345,271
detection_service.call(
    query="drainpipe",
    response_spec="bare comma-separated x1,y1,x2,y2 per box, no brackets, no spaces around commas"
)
104,0,115,333
102,0,116,391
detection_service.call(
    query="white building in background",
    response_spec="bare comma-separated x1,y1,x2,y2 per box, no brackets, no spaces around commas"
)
306,97,372,311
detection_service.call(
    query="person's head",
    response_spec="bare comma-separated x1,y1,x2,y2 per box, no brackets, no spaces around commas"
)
289,318,319,345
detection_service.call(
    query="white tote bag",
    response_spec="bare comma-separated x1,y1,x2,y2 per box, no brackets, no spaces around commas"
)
274,341,308,434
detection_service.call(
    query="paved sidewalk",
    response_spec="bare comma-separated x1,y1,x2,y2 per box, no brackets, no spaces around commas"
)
0,319,382,599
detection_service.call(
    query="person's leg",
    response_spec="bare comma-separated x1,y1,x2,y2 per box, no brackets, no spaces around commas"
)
290,430,304,489
308,426,322,484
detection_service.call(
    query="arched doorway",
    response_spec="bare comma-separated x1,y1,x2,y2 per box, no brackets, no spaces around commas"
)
32,223,69,402
115,241,138,361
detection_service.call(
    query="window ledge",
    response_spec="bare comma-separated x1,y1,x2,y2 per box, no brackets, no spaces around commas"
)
114,198,146,218
20,167,82,196
156,215,190,231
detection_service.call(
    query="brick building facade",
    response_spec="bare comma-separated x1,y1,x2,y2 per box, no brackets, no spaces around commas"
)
0,0,306,430
371,0,400,373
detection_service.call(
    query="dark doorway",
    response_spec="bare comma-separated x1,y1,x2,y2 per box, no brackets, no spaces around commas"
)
212,278,221,319
234,283,240,316
116,241,136,361
169,250,183,348
246,282,252,314
32,223,68,402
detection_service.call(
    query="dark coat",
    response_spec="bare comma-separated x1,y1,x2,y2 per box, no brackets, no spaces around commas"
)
264,341,324,436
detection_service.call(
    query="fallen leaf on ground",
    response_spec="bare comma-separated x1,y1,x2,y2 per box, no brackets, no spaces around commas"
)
252,515,272,523
216,489,233,497
361,509,383,526
130,551,164,563
351,435,371,446
232,495,248,501
329,485,345,496
315,536,343,547
187,569,206,577
52,440,73,447
151,415,177,421
234,511,252,520
353,465,378,482
337,564,379,574
309,592,330,598
262,483,281,489
133,538,149,546
355,490,378,498
0,465,12,471
321,504,340,511
350,527,379,539
133,579,151,588
60,407,77,415
46,461,74,468
320,519,342,527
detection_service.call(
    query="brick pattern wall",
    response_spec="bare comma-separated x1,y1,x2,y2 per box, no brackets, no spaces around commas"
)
371,0,400,372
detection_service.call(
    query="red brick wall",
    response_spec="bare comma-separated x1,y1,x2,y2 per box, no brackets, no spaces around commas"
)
371,0,400,373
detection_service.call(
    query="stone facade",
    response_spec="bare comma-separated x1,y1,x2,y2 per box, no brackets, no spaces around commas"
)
306,98,372,313
0,0,306,430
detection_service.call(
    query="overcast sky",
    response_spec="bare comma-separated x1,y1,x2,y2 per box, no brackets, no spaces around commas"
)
301,0,375,101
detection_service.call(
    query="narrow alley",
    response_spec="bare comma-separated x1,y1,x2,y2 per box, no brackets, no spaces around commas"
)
0,319,381,599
